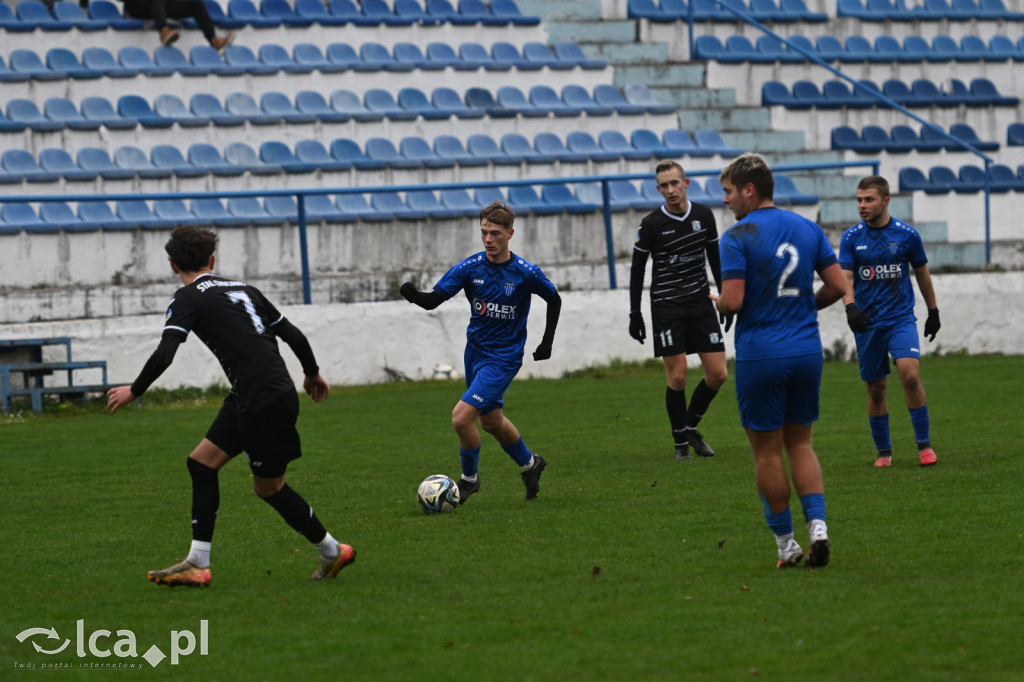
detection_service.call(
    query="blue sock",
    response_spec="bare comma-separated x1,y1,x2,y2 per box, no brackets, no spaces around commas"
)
501,436,533,467
869,414,891,453
761,495,793,536
459,446,480,479
909,405,931,447
800,493,826,524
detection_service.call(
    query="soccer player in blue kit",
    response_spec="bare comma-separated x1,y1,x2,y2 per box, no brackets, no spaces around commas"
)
714,154,848,568
839,176,940,468
400,201,561,502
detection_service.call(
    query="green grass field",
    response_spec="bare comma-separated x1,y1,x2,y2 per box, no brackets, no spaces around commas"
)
2,355,1023,681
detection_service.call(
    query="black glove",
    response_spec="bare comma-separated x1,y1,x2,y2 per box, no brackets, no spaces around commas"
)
533,340,552,361
845,302,869,334
629,311,646,344
399,282,417,303
719,311,734,333
924,308,940,341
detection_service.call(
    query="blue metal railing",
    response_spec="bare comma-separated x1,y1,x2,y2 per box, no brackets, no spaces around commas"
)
5,159,878,301
687,1,994,264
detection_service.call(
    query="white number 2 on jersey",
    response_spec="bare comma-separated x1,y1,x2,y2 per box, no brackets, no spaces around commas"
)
774,242,800,298
226,291,266,333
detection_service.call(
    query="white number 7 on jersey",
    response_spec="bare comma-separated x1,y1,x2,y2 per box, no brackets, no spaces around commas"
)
226,291,266,333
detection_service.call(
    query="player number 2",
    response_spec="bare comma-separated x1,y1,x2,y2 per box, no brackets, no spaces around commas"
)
226,291,266,333
774,243,800,298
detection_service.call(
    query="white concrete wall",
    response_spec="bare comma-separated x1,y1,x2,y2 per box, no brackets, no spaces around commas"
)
0,271,1018,392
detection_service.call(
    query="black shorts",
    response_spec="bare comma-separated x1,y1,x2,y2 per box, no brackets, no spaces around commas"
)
206,390,301,479
652,299,726,358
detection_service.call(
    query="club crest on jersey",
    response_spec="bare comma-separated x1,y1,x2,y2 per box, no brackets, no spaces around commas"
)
692,220,702,232
709,332,721,344
504,281,515,297
888,242,898,255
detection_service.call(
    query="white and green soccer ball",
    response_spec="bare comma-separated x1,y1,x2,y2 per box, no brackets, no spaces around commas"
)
432,364,460,381
417,474,460,514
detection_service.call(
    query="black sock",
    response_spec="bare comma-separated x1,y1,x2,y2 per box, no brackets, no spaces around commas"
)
262,484,327,544
187,458,219,543
666,386,688,446
686,379,720,428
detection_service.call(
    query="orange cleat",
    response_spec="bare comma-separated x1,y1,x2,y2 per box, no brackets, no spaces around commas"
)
312,543,356,580
918,448,938,466
147,559,211,588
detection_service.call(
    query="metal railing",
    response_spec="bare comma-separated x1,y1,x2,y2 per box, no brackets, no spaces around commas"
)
687,0,995,264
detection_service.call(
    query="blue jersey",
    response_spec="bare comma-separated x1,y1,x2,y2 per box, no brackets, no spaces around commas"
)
720,207,838,361
433,252,558,361
838,217,927,326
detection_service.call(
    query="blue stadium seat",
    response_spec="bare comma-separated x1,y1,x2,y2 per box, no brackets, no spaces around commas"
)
397,88,450,120
542,183,599,213
473,187,506,209
1,204,49,234
428,42,469,69
399,136,452,168
16,1,69,30
704,177,727,202
225,92,280,125
228,0,279,26
8,98,63,131
980,0,1024,19
0,54,30,83
154,46,207,76
862,125,895,152
330,89,384,121
2,150,60,183
331,138,385,169
727,36,769,63
889,125,925,152
945,78,986,106
365,88,418,120
508,186,559,215
501,133,547,163
971,77,1020,106
432,87,485,118
961,35,994,62
264,196,299,223
460,0,505,24
77,147,133,179
82,46,135,77
153,199,197,226
395,0,431,23
918,125,950,151
261,92,316,124
554,85,600,116
333,193,381,222
465,87,515,118
988,35,1023,61
366,137,419,168
191,45,243,76
362,0,416,24
40,148,96,181
825,80,871,108
814,35,844,62
77,201,123,230
553,42,606,69
762,81,799,108
295,0,341,24
630,129,674,158
260,141,317,173
594,84,646,115
599,130,651,161
113,146,168,179
262,0,311,25
302,194,347,224
394,42,432,69
118,200,174,229
361,42,410,71
372,192,424,221
10,50,62,81
522,42,568,70
1007,123,1024,146
882,79,925,107
425,0,467,23
496,86,545,117
491,0,539,24
949,123,999,151
188,143,245,176
534,133,588,163
150,145,203,177
685,178,713,204
990,164,1023,191
42,97,97,130
662,129,708,157
118,95,174,128
781,0,827,19
226,197,277,226
831,126,869,152
926,166,958,194
295,140,352,172
327,0,371,24
0,0,27,30
296,90,349,122
53,1,105,28
190,198,232,227
610,180,650,210
88,0,143,28
325,43,363,71
224,142,282,174
154,94,209,126
909,79,949,107
433,135,482,165
773,174,818,204
407,190,463,219
628,0,672,19
491,42,531,69
956,165,986,193
693,35,727,61
118,46,172,76
929,35,961,62
623,83,676,113
756,35,805,63
293,43,338,72
841,35,881,62
46,48,101,79
39,202,89,232
872,35,909,62
468,134,519,164
226,44,278,74
792,81,829,108
694,129,743,156
567,131,618,162
461,41,511,70
439,189,481,217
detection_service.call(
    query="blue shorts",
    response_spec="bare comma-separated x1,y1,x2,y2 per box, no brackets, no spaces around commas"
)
735,353,822,431
460,345,520,415
855,319,921,382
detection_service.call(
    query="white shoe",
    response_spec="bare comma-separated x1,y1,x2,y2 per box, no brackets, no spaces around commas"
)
776,538,804,568
806,520,830,568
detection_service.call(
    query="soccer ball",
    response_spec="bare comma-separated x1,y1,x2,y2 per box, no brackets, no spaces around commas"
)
417,474,460,514
432,364,459,381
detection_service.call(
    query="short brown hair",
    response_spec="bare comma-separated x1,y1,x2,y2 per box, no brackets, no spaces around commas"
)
655,160,685,177
720,152,774,201
857,175,890,198
479,200,515,230
165,225,217,272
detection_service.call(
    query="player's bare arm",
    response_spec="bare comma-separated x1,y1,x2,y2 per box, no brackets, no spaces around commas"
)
814,263,847,310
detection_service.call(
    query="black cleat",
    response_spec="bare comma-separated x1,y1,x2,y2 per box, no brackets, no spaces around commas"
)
456,477,480,503
674,444,692,460
521,455,547,500
684,429,715,458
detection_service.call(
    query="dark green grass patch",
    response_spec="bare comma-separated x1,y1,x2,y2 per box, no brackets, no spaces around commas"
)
2,356,1022,681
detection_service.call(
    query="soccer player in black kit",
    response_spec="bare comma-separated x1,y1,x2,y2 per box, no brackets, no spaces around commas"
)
107,225,354,586
629,161,730,460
